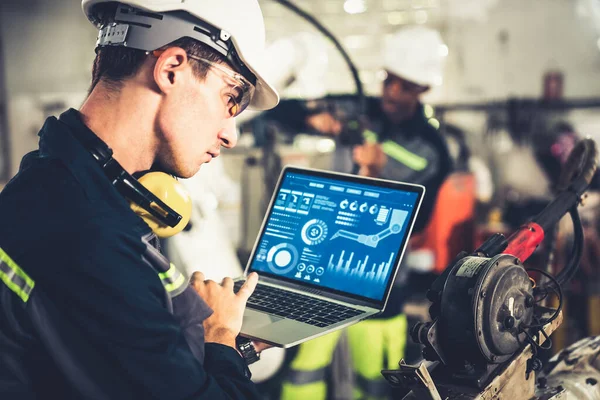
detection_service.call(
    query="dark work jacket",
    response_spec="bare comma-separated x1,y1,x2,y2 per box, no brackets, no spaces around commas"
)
0,109,260,399
258,96,453,233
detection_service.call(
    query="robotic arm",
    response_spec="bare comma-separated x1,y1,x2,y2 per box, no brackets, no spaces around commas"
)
331,209,408,248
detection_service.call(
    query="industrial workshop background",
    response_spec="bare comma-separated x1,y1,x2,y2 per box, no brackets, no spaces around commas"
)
1,1,600,399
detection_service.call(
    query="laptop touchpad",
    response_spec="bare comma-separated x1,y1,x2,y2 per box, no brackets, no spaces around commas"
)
243,309,283,330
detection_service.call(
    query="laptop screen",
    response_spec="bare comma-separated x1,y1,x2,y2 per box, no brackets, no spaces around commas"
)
247,167,423,303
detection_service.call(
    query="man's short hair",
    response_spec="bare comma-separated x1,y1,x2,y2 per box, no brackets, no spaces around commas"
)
89,3,225,92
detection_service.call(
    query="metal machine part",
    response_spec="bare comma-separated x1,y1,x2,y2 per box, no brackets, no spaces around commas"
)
383,360,442,400
536,336,600,400
440,255,534,366
411,254,535,387
384,311,563,400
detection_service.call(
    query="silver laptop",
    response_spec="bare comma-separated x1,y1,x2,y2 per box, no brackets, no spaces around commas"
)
235,166,425,348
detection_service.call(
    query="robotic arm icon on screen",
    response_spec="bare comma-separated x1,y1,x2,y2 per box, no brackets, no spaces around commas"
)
331,209,408,248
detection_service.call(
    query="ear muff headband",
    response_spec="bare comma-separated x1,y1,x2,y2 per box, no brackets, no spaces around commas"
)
70,124,191,238
101,158,182,228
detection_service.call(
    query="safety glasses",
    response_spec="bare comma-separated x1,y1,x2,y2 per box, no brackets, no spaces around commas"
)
187,54,255,117
150,50,255,117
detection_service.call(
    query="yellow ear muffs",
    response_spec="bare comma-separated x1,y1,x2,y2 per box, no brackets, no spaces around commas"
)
129,172,192,238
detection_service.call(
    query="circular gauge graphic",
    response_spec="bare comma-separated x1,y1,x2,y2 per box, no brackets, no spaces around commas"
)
297,263,306,272
350,201,358,211
316,267,325,276
266,243,299,275
301,219,329,246
359,202,368,213
307,265,316,274
369,204,379,215
340,199,349,210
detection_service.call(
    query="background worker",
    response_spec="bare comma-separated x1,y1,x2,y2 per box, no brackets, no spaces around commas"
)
272,26,453,400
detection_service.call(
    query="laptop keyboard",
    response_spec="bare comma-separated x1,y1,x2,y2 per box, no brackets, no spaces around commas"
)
234,281,365,328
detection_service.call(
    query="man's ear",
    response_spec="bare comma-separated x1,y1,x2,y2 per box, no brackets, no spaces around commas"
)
153,47,190,94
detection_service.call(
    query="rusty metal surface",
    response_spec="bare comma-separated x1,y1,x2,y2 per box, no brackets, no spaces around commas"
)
536,335,600,400
398,310,563,400
383,360,443,400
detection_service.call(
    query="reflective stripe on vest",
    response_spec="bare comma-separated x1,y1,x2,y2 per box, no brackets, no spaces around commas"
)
281,330,342,400
282,315,408,399
381,141,428,171
348,314,408,399
0,247,35,302
362,129,429,172
158,263,186,297
285,367,327,385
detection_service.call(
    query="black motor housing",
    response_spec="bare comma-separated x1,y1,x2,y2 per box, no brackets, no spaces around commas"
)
414,254,535,368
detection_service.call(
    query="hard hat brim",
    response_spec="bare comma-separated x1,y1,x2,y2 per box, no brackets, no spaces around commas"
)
82,0,279,110
229,36,279,111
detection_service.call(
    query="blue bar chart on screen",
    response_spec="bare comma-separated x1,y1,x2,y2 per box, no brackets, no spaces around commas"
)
250,171,419,301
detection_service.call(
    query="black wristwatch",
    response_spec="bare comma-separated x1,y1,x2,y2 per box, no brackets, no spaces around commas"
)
236,337,260,365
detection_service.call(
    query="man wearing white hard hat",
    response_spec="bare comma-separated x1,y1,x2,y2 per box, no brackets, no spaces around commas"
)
353,26,452,220
0,0,279,398
273,26,453,400
349,26,453,398
262,26,451,234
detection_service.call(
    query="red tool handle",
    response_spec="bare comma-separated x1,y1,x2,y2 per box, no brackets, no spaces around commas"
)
503,222,545,262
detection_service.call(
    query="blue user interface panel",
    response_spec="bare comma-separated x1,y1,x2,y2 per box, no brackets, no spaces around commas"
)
248,170,419,301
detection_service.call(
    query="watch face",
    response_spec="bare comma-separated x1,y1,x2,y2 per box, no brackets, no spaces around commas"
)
237,338,260,365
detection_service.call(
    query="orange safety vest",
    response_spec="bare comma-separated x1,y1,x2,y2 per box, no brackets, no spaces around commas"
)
409,172,476,274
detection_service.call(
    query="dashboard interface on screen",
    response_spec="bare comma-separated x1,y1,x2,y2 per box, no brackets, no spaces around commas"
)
248,170,420,301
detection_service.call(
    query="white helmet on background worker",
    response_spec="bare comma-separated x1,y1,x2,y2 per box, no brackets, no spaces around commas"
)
81,0,279,110
383,26,447,87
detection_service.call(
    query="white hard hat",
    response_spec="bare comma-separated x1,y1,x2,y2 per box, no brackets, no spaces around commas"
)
383,26,447,87
81,0,279,110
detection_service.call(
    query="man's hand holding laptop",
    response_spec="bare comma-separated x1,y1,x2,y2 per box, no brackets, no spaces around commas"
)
190,271,272,352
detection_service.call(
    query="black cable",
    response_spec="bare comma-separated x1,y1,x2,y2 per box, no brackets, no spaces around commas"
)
520,316,554,356
537,325,553,350
518,315,553,376
522,330,538,356
524,268,563,328
272,0,366,116
557,138,599,193
533,290,550,303
554,206,584,287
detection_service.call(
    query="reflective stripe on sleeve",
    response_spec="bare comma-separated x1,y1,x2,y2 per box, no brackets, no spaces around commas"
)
362,129,379,143
0,248,35,302
158,263,186,296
